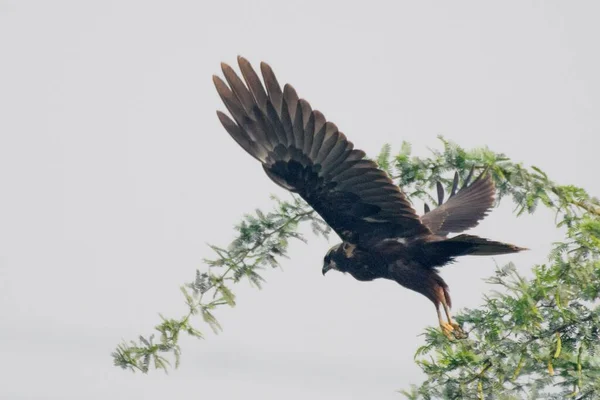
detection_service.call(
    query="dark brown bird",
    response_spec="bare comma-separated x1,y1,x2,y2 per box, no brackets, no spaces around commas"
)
213,57,526,338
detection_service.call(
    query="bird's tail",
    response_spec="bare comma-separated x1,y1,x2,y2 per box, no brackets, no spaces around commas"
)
418,234,527,267
443,234,528,256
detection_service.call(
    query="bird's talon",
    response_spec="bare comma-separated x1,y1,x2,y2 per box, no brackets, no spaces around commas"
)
451,322,468,339
440,321,467,339
440,322,455,339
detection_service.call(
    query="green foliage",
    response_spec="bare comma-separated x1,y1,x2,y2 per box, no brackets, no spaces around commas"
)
112,196,322,373
394,137,600,399
112,137,600,399
376,143,393,176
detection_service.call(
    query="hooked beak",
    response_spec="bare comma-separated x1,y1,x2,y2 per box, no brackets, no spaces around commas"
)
322,260,337,276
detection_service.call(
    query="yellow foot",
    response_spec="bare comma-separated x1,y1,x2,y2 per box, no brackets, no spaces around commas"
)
440,322,468,340
440,322,455,338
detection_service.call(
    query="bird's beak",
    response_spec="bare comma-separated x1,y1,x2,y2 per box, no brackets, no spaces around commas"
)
322,260,336,276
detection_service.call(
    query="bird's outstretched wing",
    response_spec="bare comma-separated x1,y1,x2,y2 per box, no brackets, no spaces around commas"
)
421,169,495,236
214,57,430,246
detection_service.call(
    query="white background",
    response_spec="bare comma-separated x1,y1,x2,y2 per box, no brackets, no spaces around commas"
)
1,1,598,399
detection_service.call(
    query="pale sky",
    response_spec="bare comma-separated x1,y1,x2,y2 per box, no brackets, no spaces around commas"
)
1,1,599,399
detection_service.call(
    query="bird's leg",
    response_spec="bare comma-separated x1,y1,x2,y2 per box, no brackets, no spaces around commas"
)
436,304,455,338
441,299,467,339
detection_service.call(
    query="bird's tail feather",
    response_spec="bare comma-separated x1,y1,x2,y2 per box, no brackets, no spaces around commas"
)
444,234,528,256
419,234,527,267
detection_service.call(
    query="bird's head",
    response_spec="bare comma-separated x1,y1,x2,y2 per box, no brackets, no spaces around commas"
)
322,242,356,276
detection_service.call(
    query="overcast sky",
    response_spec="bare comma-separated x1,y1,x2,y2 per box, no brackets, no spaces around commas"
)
1,1,599,399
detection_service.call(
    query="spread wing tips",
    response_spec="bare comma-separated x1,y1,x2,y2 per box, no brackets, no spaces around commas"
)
422,168,497,235
213,75,249,127
260,62,284,115
216,111,266,162
214,57,432,244
450,172,459,197
220,63,256,114
237,57,269,109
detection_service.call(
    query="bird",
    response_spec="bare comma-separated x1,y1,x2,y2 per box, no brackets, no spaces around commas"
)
212,56,526,338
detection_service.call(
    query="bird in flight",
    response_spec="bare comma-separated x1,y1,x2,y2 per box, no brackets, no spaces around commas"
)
213,56,526,338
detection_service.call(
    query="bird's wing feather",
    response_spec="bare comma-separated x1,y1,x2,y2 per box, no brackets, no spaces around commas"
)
214,57,430,246
421,170,495,236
